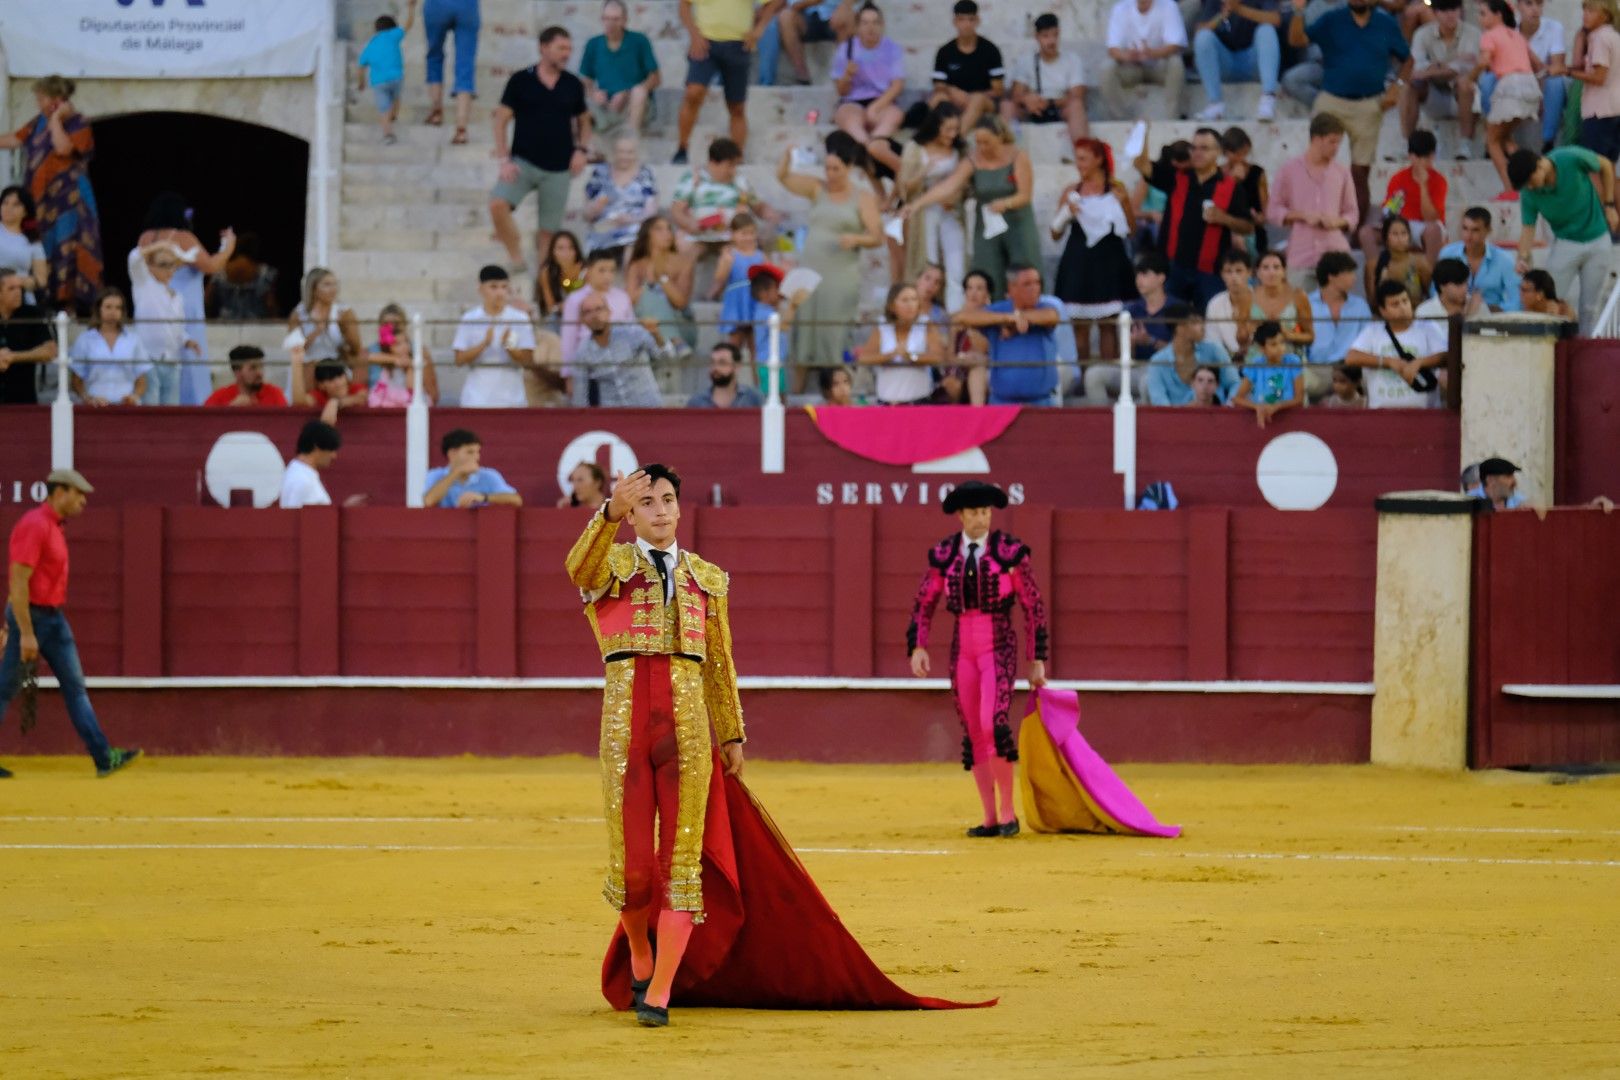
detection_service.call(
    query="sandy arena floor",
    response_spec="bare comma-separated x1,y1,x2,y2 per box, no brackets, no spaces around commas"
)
2,755,1618,1079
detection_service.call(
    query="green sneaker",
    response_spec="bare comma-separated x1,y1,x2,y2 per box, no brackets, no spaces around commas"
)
97,747,143,777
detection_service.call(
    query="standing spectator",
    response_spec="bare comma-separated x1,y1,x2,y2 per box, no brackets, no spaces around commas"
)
206,233,280,320
0,469,141,778
280,421,342,509
1240,250,1315,353
0,272,55,405
907,117,1039,297
1372,216,1432,303
1402,0,1480,156
1267,113,1357,292
129,242,196,406
1221,127,1269,258
581,0,662,137
1363,130,1447,274
930,1,1005,132
671,138,761,254
454,265,539,407
714,213,771,350
365,303,439,407
1290,0,1411,223
777,139,884,394
573,292,678,406
423,428,523,508
820,365,857,404
1133,125,1253,307
1147,305,1239,404
558,462,609,509
1345,279,1448,408
537,231,586,321
0,187,46,303
69,289,148,407
561,251,637,367
778,0,856,84
1278,0,1342,108
899,104,968,308
357,5,414,144
583,137,658,262
832,4,907,165
674,0,784,163
204,346,288,407
293,358,369,425
688,343,767,406
1323,363,1366,406
856,282,947,405
1102,0,1188,120
491,28,591,274
1570,0,1620,160
1416,256,1487,319
1052,137,1136,368
1232,320,1305,425
132,193,236,406
0,77,103,315
1466,457,1526,509
1437,206,1522,311
953,265,1061,404
1132,140,1189,250
733,263,811,391
1192,0,1284,121
1002,14,1090,144
626,216,698,358
1519,268,1578,317
1487,0,1568,152
1509,146,1619,330
1204,249,1253,356
423,0,481,143
1472,0,1542,198
1307,250,1372,373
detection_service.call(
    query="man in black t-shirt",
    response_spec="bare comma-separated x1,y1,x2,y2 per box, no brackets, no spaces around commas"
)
490,26,593,276
0,273,57,406
929,0,1004,131
1132,126,1253,308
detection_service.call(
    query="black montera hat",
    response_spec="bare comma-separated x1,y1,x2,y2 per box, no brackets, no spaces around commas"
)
942,480,1008,514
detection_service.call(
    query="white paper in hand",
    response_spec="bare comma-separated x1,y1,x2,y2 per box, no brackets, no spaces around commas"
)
883,215,905,244
1124,121,1147,161
780,267,822,297
282,329,307,352
981,209,1009,240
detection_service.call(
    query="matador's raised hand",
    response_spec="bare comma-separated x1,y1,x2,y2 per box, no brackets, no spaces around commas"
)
606,469,652,522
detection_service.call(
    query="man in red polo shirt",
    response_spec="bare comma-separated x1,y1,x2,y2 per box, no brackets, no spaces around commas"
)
0,469,141,778
203,346,289,407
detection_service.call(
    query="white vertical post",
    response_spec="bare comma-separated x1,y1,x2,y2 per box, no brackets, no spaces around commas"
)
760,312,785,474
51,312,73,470
405,312,429,507
1111,310,1136,510
313,26,333,267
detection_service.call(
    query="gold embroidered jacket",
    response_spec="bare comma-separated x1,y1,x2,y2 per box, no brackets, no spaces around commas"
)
564,506,745,918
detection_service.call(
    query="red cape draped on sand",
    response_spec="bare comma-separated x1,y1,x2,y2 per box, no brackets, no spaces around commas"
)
601,752,996,1011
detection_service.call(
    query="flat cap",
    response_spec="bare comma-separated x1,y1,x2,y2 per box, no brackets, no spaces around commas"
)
45,468,94,493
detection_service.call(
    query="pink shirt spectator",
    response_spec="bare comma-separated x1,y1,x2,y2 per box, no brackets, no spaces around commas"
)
831,36,906,102
1266,153,1358,270
1480,25,1533,75
559,285,635,369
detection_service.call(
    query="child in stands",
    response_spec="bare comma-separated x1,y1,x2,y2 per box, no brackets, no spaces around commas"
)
1233,320,1304,428
357,3,416,145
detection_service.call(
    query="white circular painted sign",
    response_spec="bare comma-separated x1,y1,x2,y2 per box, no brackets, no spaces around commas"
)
556,431,639,495
205,432,286,508
1256,431,1339,510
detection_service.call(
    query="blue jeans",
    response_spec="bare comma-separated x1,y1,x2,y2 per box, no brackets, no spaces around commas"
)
1478,72,1566,147
1,605,112,770
142,360,182,405
756,17,783,85
1194,24,1281,102
424,0,481,96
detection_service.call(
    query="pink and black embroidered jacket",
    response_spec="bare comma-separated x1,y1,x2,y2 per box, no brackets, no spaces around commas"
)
906,530,1049,660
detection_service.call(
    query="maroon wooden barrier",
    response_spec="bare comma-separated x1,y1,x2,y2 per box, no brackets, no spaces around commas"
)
1556,340,1620,506
1471,509,1620,768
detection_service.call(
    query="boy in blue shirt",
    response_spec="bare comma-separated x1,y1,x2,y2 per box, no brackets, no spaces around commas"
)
357,4,416,144
730,263,809,398
1233,320,1304,428
422,428,523,508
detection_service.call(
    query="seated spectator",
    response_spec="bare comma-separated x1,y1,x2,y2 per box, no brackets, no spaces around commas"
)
1002,14,1089,144
454,265,539,408
293,356,368,427
1482,0,1568,152
580,0,661,137
537,231,586,321
1509,146,1618,332
68,288,148,407
688,342,767,407
289,267,362,368
365,303,439,407
1232,319,1304,427
1570,0,1620,161
1465,456,1526,509
671,138,765,255
205,232,279,319
857,282,948,405
205,345,288,407
1241,251,1314,355
573,290,678,406
1307,250,1372,393
1222,127,1269,258
0,271,55,405
1416,257,1486,319
1193,0,1283,121
1363,130,1447,275
1102,0,1188,120
1204,249,1253,357
1372,215,1432,304
1437,207,1521,311
820,365,857,404
1133,125,1253,307
0,186,47,303
1345,279,1447,408
280,421,340,509
1519,268,1577,318
626,216,698,357
1322,362,1366,407
1471,0,1542,199
1126,250,1180,375
130,241,197,406
914,263,950,325
582,137,658,262
832,4,907,174
1403,0,1479,156
779,0,857,86
558,461,609,509
1147,304,1239,404
1278,0,1341,108
930,1,1005,131
423,428,523,508
943,267,993,406
1266,114,1356,291
951,264,1060,404
560,251,636,368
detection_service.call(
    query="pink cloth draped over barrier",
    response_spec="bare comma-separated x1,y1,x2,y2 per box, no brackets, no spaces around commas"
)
806,405,1022,466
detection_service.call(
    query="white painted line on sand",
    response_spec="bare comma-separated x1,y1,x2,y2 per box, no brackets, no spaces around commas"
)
1370,824,1620,837
1139,850,1620,869
0,815,509,824
0,843,539,852
798,847,952,856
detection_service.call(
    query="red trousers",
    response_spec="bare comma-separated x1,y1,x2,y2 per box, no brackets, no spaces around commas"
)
623,655,682,911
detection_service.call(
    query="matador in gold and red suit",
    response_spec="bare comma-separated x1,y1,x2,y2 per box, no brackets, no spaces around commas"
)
567,465,994,1029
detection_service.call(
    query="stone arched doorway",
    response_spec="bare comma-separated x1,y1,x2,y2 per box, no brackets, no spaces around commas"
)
88,111,308,315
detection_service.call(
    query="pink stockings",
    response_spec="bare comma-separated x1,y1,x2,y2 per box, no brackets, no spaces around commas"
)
956,613,1016,827
621,907,694,1009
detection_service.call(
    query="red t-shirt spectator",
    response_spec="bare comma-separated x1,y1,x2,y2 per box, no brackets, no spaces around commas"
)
203,384,289,407
8,505,69,606
1384,166,1448,225
310,380,366,408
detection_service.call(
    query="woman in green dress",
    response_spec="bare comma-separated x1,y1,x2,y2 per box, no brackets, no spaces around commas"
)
776,137,884,395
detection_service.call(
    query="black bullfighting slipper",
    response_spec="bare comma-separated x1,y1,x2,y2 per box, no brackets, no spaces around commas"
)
965,824,1000,838
631,975,651,1009
635,1001,669,1027
998,818,1021,838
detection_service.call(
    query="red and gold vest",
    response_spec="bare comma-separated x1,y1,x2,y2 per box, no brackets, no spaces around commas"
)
584,544,726,662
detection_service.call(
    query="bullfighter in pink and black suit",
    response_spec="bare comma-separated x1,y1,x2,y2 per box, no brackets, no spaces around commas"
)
907,481,1050,838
